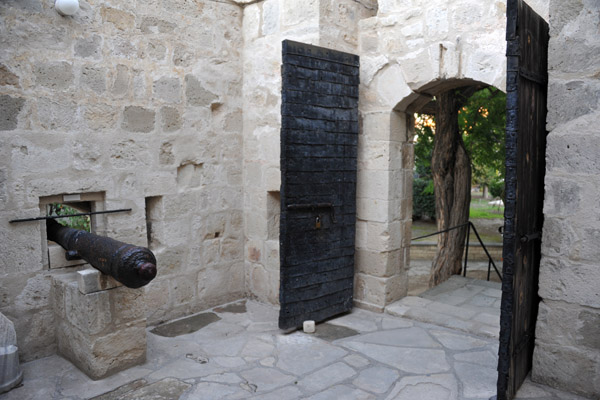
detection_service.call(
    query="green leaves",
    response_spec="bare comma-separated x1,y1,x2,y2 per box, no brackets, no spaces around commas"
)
458,87,506,187
48,203,91,232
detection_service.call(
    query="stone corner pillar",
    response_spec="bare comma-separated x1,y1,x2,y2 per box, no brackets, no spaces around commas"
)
353,110,413,312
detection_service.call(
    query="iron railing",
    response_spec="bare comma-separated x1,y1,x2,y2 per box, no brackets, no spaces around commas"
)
411,221,502,281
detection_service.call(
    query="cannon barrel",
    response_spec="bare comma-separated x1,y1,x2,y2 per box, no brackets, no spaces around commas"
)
46,219,157,288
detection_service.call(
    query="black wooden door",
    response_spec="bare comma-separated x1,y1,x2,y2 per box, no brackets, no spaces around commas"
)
497,1,549,399
279,40,359,330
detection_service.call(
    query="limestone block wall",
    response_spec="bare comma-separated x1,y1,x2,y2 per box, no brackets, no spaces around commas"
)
241,0,375,304
355,0,507,311
533,1,600,397
0,0,245,361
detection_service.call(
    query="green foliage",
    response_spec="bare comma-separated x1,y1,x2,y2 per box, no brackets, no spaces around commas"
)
48,203,91,232
413,177,436,220
489,178,505,200
413,124,435,177
413,120,436,220
459,87,507,187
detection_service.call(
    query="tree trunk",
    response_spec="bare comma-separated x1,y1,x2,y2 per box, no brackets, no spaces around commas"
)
429,90,472,287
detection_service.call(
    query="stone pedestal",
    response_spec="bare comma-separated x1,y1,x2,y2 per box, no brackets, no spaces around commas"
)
52,269,147,380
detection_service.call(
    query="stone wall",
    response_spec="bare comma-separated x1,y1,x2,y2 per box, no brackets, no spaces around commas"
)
533,0,600,397
0,0,245,361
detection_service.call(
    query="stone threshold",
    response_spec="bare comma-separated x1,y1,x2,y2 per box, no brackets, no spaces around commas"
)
386,276,502,339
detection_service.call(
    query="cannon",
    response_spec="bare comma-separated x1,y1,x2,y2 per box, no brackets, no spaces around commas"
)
46,218,157,288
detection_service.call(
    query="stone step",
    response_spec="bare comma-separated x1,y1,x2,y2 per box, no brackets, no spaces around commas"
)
385,276,501,339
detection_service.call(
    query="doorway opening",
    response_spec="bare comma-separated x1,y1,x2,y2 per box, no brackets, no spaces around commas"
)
407,86,506,297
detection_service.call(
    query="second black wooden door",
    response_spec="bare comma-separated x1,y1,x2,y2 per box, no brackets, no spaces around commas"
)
497,1,549,399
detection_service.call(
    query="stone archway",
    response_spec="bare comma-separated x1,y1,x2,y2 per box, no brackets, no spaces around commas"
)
353,1,507,311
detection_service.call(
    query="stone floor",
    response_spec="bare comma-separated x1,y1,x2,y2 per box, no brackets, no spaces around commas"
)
389,276,502,339
1,290,592,400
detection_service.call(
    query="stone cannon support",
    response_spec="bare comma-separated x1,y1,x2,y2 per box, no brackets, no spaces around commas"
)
52,269,147,380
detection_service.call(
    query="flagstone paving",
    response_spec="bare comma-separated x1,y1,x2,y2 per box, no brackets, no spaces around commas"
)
1,298,591,400
387,276,502,339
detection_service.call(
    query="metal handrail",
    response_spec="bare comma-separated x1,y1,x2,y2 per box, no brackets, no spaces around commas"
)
411,221,502,281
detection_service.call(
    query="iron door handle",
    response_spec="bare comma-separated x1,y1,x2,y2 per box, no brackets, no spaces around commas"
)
287,203,337,223
520,232,541,243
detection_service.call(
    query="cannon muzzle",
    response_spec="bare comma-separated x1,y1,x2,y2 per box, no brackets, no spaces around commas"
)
46,219,157,288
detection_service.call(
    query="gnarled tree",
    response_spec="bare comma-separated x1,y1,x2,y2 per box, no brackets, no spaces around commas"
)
429,88,474,286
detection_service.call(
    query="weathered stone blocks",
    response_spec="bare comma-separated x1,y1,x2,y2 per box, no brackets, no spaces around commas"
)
80,66,107,94
534,1,600,397
75,35,102,60
100,7,135,32
354,272,408,312
532,341,600,398
546,112,600,175
111,64,130,97
539,257,600,309
122,106,156,133
140,17,176,34
52,273,146,380
0,95,25,131
34,62,74,90
0,64,20,87
160,106,182,132
185,75,218,107
153,77,182,104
